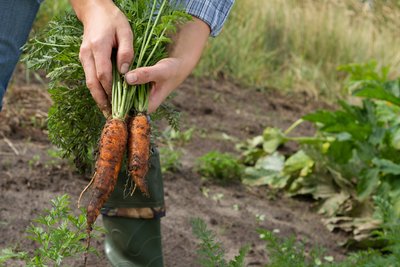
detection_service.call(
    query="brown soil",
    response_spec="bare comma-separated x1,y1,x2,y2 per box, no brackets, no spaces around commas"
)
0,67,346,267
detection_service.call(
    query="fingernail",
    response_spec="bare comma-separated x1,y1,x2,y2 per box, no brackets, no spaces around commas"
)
126,73,138,84
121,63,129,74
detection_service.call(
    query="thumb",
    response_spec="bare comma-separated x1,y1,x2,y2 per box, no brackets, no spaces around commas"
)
125,63,169,85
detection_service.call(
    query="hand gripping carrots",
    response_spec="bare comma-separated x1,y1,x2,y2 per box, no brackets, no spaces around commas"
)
77,0,191,263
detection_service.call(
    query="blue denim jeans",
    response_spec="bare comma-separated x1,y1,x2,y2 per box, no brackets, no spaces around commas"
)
0,0,41,111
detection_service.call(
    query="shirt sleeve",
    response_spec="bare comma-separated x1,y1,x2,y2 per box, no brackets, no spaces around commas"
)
183,0,234,37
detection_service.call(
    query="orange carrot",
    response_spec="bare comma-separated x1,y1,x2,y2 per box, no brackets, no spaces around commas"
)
83,118,128,264
127,114,151,197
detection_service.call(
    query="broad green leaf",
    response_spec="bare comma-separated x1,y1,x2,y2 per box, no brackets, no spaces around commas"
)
390,127,400,150
389,188,400,216
242,168,280,187
303,110,337,125
373,158,400,175
368,127,386,147
327,167,353,190
269,174,291,189
338,61,387,83
354,86,400,107
304,104,371,141
375,101,400,125
249,135,264,148
336,132,352,141
243,153,286,187
262,127,287,154
357,168,380,201
283,150,314,177
255,153,285,171
327,140,353,164
354,142,376,163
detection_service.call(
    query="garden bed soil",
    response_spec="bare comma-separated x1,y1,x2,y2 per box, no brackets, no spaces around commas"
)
0,67,345,266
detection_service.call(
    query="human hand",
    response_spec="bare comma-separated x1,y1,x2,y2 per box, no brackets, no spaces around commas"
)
124,58,186,113
71,0,133,117
124,17,210,113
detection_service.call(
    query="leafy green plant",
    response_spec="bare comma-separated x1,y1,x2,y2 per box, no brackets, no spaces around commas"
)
261,196,400,267
196,151,243,183
161,126,195,147
191,199,400,267
191,218,249,267
159,146,182,173
157,127,195,173
0,195,101,267
239,62,400,245
259,229,328,267
23,0,188,172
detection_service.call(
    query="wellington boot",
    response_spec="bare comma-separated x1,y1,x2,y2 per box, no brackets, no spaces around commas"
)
103,215,163,267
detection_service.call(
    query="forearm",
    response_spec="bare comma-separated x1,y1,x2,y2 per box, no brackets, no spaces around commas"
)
169,17,210,80
69,0,115,24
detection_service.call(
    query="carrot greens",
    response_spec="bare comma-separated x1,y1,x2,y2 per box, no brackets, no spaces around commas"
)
24,0,190,171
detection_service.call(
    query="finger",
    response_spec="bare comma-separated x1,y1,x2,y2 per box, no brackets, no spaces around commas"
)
125,63,169,85
91,41,113,99
79,47,111,117
148,85,168,113
116,26,134,74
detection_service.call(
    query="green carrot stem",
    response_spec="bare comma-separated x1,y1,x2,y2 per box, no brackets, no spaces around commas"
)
111,60,118,118
136,0,167,68
117,78,122,116
135,0,158,69
143,27,168,67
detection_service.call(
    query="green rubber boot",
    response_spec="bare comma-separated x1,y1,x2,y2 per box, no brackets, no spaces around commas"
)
102,147,164,266
103,215,163,267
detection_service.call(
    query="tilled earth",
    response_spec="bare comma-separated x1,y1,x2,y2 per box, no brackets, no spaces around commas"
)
0,68,346,266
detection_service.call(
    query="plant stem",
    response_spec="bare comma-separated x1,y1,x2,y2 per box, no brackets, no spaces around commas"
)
289,136,327,143
111,61,118,118
136,0,167,68
284,119,304,135
135,0,158,68
34,39,69,47
144,27,168,67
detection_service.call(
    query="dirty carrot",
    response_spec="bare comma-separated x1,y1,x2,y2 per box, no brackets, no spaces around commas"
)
128,113,151,196
83,118,128,264
79,56,133,265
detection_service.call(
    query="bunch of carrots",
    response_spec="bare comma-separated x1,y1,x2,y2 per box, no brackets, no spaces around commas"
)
24,0,189,263
71,0,190,262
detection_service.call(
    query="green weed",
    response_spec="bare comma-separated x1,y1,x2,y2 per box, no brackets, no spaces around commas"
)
0,195,101,267
191,218,249,267
157,127,194,173
28,154,41,169
161,126,194,147
196,151,243,183
192,198,400,267
159,146,182,173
